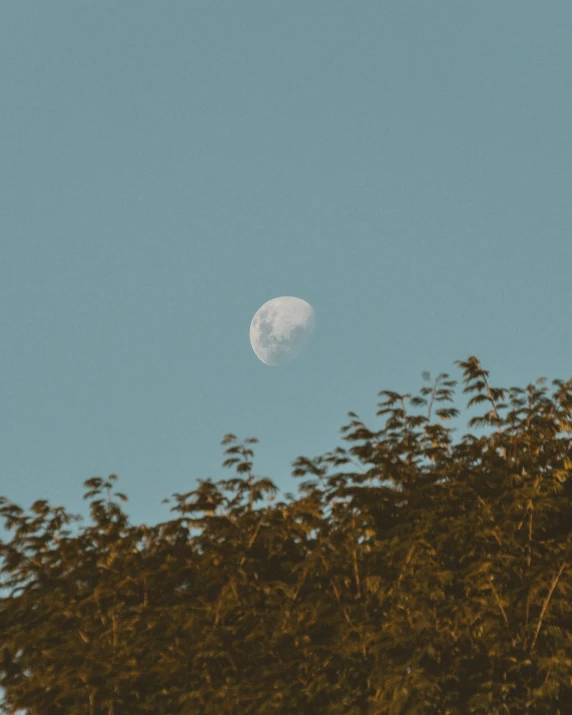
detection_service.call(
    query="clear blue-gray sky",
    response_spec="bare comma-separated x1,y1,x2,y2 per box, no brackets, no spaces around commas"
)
1,2,571,562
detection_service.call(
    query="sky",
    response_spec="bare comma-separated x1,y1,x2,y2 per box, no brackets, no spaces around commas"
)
0,0,571,649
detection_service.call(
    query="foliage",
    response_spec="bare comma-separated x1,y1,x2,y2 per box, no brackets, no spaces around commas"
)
1,356,571,714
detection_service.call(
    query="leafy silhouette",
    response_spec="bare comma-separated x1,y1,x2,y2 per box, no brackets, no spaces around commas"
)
1,356,570,713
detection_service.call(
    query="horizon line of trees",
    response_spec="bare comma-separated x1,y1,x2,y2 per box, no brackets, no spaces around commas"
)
1,355,571,714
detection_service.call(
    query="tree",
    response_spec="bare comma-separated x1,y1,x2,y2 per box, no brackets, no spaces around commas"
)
1,355,570,713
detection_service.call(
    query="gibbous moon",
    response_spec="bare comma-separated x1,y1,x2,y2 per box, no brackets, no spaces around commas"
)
250,296,316,366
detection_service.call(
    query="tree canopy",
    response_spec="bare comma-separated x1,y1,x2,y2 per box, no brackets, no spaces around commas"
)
1,355,571,713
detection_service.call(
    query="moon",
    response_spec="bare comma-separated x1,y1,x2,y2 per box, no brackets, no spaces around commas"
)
249,296,316,366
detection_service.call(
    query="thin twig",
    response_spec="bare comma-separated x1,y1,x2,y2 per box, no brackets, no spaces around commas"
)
239,513,266,566
530,561,567,652
488,578,509,627
475,494,503,546
330,578,353,628
380,545,415,608
351,508,362,598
